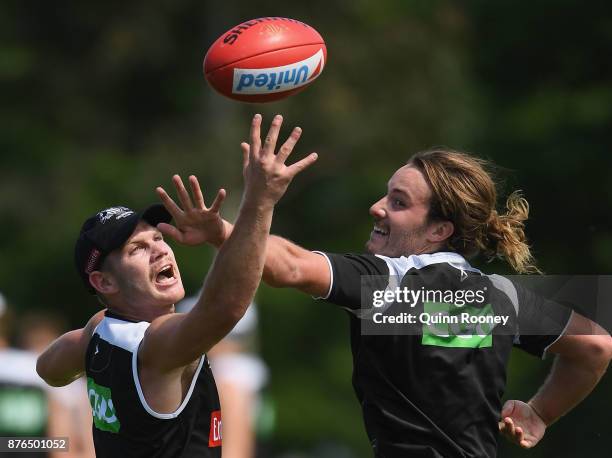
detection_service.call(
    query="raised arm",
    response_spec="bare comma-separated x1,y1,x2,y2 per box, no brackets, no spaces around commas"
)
261,235,330,296
499,312,611,448
142,114,318,372
36,310,105,387
208,227,331,298
156,118,331,299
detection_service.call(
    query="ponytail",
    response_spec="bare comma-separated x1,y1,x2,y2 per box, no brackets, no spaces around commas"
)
410,149,541,274
484,191,540,274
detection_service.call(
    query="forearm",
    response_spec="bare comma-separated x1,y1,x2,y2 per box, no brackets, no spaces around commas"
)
198,202,273,321
142,203,275,370
213,219,313,288
210,220,234,248
263,235,314,287
529,353,610,425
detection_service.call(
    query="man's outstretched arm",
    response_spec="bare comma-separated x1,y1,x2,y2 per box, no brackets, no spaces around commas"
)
36,310,105,386
259,234,331,297
143,114,318,372
176,218,331,297
500,312,611,448
157,125,331,300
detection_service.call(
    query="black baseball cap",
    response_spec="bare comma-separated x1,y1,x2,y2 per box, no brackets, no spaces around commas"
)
74,204,172,293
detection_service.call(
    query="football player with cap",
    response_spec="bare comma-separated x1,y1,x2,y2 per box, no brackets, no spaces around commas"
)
36,114,317,458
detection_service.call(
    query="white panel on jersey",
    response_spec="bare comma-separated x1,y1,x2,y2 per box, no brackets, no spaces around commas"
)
350,252,484,318
375,251,483,279
94,317,150,352
94,316,206,419
313,251,491,319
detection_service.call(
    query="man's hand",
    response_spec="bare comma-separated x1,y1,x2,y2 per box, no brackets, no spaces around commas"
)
241,114,318,207
498,400,546,448
156,174,227,246
141,114,318,373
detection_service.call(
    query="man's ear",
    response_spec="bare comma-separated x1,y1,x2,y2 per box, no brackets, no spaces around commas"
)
428,221,454,244
89,270,119,296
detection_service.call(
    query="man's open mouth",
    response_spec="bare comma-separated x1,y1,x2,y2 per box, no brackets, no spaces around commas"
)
373,226,389,236
155,264,176,284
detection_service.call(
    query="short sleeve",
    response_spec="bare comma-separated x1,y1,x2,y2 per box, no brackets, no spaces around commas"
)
513,282,573,358
315,252,389,310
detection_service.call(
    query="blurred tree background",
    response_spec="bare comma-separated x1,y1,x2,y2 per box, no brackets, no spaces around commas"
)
1,0,610,456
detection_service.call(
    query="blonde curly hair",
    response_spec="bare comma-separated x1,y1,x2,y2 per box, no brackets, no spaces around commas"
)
409,149,540,274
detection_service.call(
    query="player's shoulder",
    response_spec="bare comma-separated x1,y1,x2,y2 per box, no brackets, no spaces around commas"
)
93,312,150,353
322,252,390,277
376,251,483,278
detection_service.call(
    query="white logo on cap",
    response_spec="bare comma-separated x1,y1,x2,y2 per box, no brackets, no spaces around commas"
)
97,207,134,224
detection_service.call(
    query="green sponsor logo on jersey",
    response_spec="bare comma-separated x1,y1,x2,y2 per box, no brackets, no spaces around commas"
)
87,377,121,433
421,302,494,348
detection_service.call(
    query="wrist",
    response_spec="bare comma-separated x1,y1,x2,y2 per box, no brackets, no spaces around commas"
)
527,400,552,426
241,195,276,213
210,220,233,248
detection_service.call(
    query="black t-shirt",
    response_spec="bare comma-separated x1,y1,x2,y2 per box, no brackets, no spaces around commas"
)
316,251,572,458
85,311,222,458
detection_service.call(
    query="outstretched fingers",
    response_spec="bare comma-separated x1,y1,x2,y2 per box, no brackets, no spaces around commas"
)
209,188,227,213
188,175,205,209
276,126,302,164
287,152,318,178
172,175,194,211
156,186,183,219
249,114,262,161
186,175,226,213
241,142,250,170
261,114,283,159
157,222,184,244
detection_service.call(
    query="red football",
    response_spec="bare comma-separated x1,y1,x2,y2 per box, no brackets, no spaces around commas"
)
204,17,327,103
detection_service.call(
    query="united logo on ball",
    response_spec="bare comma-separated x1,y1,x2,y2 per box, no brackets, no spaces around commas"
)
204,17,327,103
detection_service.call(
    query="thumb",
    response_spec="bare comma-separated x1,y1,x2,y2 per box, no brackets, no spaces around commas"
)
287,152,318,177
209,188,227,213
501,400,516,418
157,222,184,243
